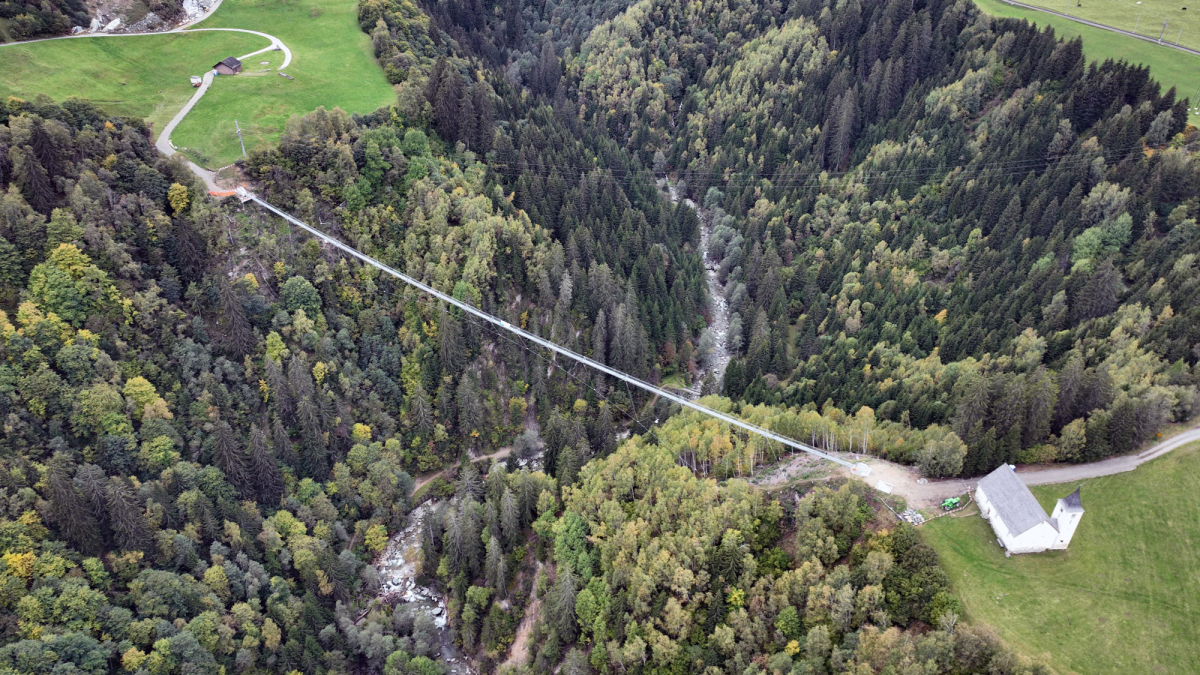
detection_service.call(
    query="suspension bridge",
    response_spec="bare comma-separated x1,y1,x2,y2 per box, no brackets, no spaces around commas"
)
236,187,870,477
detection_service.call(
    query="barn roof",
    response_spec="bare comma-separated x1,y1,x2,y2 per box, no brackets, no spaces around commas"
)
215,57,242,69
978,465,1054,537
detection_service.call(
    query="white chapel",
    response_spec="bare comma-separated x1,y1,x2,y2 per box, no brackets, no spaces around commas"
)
975,465,1084,554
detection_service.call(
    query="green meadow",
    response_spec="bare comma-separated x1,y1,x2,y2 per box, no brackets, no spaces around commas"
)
0,0,394,167
1000,0,1198,52
0,31,268,133
923,441,1200,675
171,0,395,166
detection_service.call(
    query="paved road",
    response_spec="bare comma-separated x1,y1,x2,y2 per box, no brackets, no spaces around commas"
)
155,70,221,190
997,0,1200,58
838,425,1200,508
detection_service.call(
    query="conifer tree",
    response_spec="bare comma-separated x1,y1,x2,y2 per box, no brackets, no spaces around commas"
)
272,415,297,467
105,476,148,552
213,421,252,497
547,566,579,643
266,356,294,423
472,81,494,153
47,452,102,554
439,306,466,374
219,279,255,356
249,423,283,505
29,119,61,178
500,487,520,546
485,535,506,596
409,382,434,433
11,146,54,214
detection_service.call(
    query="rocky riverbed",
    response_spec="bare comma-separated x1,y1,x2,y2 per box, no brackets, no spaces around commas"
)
376,502,475,674
661,178,733,394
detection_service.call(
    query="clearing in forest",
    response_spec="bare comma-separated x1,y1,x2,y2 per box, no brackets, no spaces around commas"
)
995,0,1198,52
171,0,394,166
0,30,268,132
922,441,1200,675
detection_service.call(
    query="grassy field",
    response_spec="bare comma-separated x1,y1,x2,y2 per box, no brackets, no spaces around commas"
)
172,0,395,166
0,0,393,167
975,0,1200,123
998,0,1198,52
0,31,269,132
923,441,1200,675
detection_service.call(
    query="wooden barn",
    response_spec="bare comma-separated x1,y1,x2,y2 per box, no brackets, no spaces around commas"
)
214,57,242,75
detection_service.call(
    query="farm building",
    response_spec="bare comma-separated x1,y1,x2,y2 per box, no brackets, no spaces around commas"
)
976,465,1084,554
214,57,242,75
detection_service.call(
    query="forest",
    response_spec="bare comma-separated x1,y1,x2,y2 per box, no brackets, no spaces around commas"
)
1,0,1198,673
561,0,1200,474
0,0,88,42
0,95,1041,675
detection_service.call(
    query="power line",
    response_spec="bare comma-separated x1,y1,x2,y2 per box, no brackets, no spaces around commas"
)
238,187,868,475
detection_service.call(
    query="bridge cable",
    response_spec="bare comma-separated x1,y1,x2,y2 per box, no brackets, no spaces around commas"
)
238,188,867,474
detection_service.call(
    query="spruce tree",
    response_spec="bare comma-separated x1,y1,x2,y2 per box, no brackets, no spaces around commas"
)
29,119,61,177
219,279,255,356
12,146,54,214
548,566,579,642
472,82,494,153
272,415,298,467
439,306,466,374
213,421,252,497
409,382,434,433
47,452,102,554
105,476,149,552
266,356,294,423
249,423,283,505
500,487,520,546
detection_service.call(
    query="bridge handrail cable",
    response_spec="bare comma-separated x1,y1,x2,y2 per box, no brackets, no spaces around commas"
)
241,189,862,472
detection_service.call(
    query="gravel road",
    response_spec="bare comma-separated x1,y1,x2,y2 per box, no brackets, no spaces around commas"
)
834,425,1200,508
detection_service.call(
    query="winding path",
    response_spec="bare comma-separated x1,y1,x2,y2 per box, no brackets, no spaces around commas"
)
1,4,292,192
153,27,292,191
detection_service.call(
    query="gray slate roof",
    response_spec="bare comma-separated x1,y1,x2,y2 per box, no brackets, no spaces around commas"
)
215,57,242,69
978,465,1055,537
1060,486,1084,511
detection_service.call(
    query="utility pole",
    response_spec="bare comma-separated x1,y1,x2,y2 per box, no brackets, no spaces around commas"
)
235,120,247,157
1133,1,1143,33
1176,27,1183,45
1158,19,1168,43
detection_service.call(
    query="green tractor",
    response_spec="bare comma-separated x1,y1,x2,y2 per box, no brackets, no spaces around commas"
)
941,497,961,511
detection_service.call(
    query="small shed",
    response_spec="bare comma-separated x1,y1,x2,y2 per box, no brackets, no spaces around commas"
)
214,57,242,75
